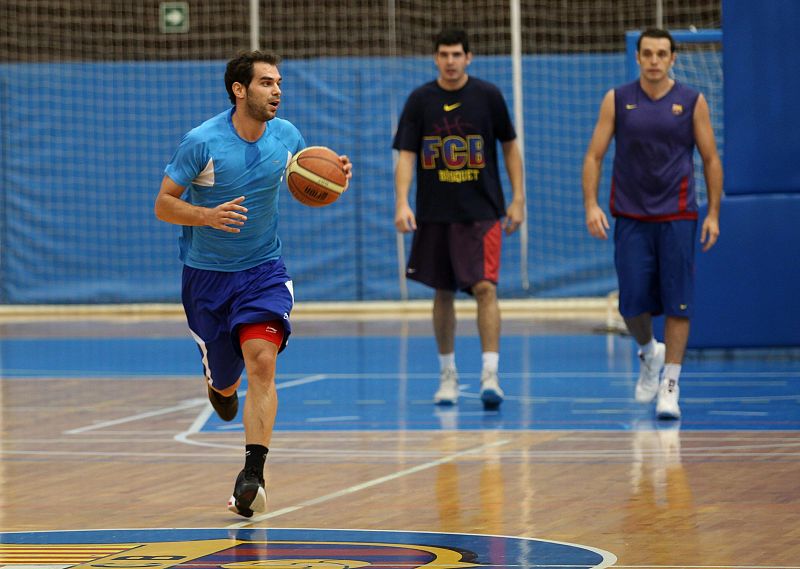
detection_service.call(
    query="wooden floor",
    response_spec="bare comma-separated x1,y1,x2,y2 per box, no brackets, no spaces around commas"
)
2,318,799,568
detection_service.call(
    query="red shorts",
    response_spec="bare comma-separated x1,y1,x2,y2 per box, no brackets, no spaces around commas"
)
406,220,501,292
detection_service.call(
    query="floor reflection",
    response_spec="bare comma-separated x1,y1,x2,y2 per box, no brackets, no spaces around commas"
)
623,421,701,564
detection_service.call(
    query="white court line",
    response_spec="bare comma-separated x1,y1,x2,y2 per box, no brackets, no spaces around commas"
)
63,398,207,434
61,374,327,440
173,397,220,447
6,370,799,382
197,371,800,380
226,438,511,529
306,415,360,423
174,374,328,450
275,374,330,389
8,441,798,461
0,449,235,458
457,393,800,404
502,441,800,454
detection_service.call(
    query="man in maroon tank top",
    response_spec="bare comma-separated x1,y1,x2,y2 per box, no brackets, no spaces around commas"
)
582,28,723,420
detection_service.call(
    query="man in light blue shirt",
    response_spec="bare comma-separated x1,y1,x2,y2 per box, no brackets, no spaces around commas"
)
155,51,352,518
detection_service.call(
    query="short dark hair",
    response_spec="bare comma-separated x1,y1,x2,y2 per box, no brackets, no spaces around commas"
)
434,28,470,54
637,28,676,53
224,50,282,105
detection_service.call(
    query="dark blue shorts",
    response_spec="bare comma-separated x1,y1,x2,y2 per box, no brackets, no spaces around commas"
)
182,258,294,390
406,220,502,293
614,217,697,318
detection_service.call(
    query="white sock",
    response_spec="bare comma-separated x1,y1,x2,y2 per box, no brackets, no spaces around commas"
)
638,338,657,357
482,351,499,373
438,352,456,371
662,363,681,383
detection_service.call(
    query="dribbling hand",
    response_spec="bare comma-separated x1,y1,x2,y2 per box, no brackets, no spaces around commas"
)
339,155,354,190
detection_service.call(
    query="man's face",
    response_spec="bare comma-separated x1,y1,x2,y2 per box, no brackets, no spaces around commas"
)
241,62,282,122
435,44,472,85
636,37,675,83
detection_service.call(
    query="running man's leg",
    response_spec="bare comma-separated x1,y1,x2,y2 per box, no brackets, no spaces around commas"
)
240,338,279,447
226,322,283,518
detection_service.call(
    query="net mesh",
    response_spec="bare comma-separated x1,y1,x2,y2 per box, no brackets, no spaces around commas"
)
0,0,721,304
671,38,724,206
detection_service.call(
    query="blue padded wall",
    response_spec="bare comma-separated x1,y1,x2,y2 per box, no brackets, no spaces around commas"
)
723,0,800,194
653,195,800,349
688,195,800,348
681,0,800,348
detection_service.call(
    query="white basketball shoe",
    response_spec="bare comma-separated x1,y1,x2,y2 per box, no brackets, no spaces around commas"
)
434,367,459,405
635,342,665,403
656,377,681,420
479,369,504,410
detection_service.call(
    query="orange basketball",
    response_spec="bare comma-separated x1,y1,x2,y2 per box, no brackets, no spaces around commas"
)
285,146,347,207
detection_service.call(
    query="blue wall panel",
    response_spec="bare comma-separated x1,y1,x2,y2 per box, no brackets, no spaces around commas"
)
723,0,800,194
690,194,800,348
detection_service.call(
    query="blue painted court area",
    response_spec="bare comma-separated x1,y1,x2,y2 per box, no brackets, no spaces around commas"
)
0,527,617,569
2,333,799,431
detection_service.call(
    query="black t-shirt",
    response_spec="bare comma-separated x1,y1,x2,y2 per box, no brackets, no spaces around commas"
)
393,76,517,223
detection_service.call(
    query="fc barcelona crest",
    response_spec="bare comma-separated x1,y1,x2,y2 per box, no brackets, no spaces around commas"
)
0,528,616,569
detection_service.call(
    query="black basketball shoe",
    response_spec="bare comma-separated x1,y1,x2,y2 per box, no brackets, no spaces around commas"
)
227,468,267,518
207,386,238,422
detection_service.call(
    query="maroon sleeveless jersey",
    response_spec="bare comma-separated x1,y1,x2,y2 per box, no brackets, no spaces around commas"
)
611,80,700,221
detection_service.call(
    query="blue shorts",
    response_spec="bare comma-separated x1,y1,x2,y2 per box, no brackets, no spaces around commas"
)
614,217,697,318
182,258,294,390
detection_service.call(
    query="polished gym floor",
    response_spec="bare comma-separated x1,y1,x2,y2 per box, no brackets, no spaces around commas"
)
2,317,799,569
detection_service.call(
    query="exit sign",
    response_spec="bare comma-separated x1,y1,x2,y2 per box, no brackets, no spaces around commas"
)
160,2,189,34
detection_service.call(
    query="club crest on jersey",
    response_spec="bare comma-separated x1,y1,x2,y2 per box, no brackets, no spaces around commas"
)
421,135,485,172
672,103,684,115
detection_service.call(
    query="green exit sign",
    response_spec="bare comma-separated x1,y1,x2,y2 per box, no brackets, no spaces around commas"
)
160,2,189,34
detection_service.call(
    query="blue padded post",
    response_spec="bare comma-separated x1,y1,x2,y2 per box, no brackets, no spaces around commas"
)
688,194,800,348
723,0,800,194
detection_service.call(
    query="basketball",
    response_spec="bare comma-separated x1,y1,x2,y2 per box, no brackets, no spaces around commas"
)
285,146,347,207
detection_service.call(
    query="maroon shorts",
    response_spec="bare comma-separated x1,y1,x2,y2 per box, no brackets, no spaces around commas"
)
406,220,501,293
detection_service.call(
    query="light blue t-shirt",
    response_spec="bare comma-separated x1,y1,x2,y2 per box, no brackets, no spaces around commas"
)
165,107,305,271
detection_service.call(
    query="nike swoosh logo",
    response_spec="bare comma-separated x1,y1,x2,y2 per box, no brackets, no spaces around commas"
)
443,102,462,112
625,104,637,110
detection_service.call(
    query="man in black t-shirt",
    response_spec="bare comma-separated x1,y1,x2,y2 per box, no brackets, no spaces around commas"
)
393,28,525,410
